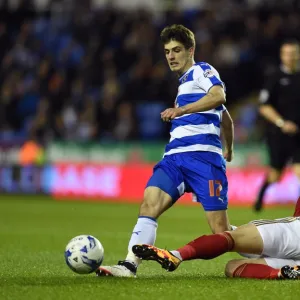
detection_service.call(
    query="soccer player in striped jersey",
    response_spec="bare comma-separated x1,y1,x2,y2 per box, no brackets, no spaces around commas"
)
132,197,300,280
97,24,234,277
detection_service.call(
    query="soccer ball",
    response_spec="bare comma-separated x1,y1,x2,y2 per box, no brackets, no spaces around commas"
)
64,235,104,274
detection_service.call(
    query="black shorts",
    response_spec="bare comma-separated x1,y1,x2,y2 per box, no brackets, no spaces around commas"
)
266,132,300,170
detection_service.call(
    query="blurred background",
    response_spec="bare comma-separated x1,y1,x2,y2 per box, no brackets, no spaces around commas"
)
0,0,299,204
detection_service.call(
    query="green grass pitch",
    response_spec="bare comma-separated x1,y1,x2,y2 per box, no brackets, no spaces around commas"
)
0,195,298,300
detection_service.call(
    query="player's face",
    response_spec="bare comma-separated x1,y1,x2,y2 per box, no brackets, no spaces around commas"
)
164,40,193,75
280,44,300,70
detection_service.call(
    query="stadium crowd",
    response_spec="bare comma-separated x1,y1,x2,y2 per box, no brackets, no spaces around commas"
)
1,0,300,143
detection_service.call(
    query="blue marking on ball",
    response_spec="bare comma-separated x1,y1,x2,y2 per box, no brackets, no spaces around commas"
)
87,236,96,249
64,250,77,272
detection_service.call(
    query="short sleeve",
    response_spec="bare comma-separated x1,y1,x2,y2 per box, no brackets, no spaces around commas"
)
194,63,225,93
258,73,278,105
220,104,226,111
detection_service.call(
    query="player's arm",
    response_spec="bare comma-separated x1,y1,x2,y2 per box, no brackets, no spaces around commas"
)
161,85,225,121
259,83,286,127
259,82,299,134
180,85,226,114
221,109,234,162
259,104,298,134
259,104,286,127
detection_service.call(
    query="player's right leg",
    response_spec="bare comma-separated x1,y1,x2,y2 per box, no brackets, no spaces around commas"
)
133,223,263,271
97,158,184,277
96,186,174,277
133,220,300,277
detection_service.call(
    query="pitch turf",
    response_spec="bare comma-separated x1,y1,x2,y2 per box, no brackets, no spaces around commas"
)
0,195,298,300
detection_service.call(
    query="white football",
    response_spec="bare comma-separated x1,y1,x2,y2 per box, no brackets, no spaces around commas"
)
65,235,104,274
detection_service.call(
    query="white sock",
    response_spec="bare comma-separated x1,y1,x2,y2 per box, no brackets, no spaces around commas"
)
126,216,158,266
170,250,182,261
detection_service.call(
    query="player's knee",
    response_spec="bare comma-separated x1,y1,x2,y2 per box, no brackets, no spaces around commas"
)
224,261,235,277
139,196,159,218
139,187,172,218
139,201,157,218
224,260,243,277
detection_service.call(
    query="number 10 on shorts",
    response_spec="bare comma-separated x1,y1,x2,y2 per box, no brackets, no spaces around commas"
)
209,180,222,197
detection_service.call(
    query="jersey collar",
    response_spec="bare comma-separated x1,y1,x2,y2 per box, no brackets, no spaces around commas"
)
178,64,196,84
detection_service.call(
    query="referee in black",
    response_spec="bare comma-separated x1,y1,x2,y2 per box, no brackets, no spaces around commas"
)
254,39,300,211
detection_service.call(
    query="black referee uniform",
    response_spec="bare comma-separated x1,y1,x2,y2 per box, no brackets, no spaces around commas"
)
254,65,300,210
260,66,300,168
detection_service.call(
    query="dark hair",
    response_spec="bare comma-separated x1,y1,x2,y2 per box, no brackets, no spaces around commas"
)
281,39,300,47
160,24,195,49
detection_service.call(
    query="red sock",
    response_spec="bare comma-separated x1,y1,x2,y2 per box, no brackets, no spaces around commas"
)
177,232,234,261
233,263,280,279
293,197,300,217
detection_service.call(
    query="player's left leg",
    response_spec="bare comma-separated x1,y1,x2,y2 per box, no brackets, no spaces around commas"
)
97,186,174,278
97,157,184,277
225,258,300,279
133,223,300,279
132,231,235,271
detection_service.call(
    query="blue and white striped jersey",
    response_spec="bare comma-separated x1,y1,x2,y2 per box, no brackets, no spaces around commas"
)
164,62,226,157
